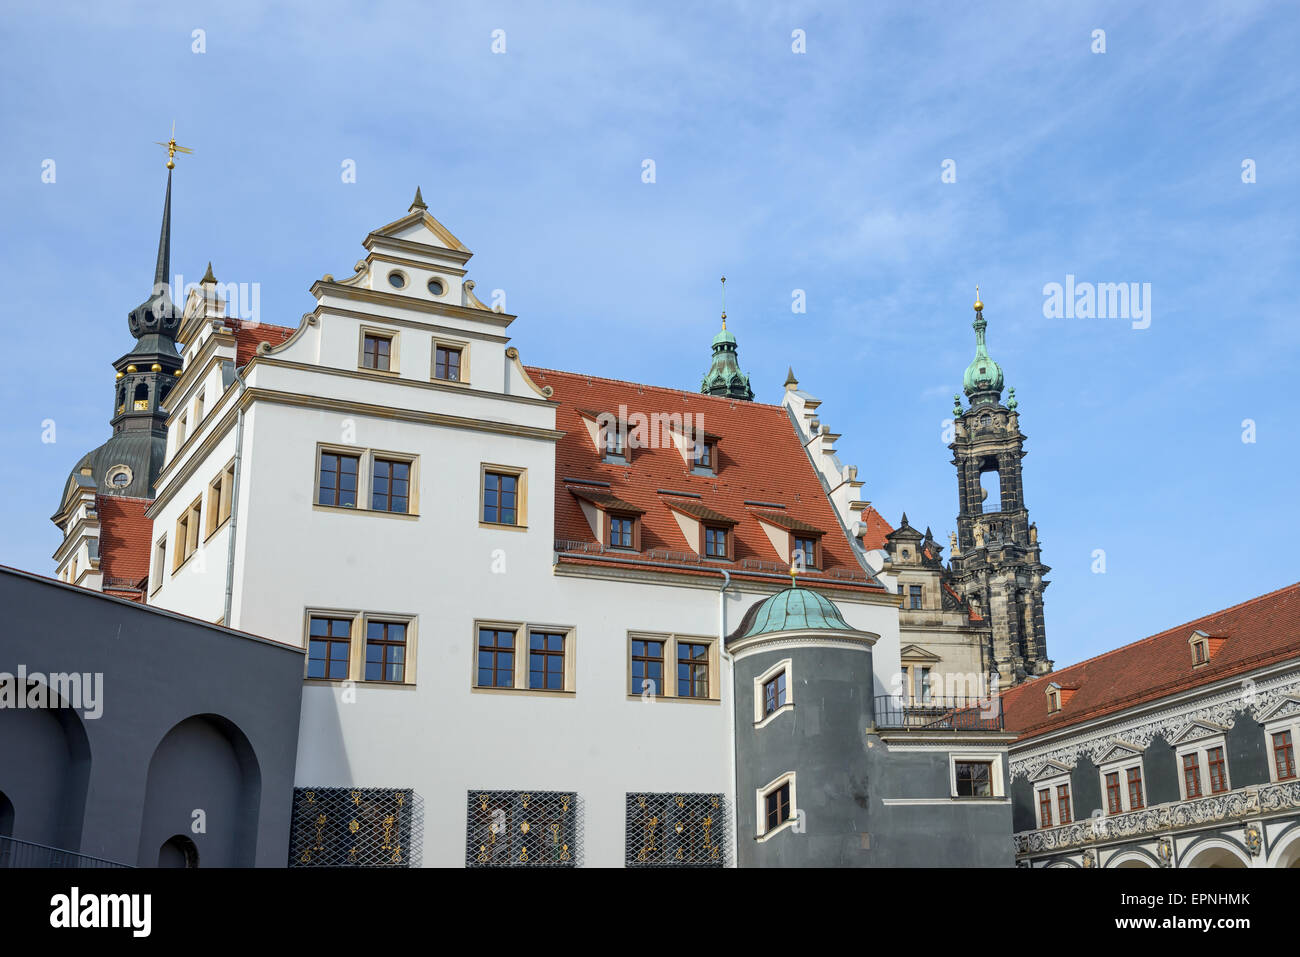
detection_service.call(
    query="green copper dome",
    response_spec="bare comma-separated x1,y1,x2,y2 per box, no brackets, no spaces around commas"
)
962,303,1004,404
711,326,737,347
736,586,853,640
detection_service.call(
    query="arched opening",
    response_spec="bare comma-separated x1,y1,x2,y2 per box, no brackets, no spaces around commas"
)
0,790,14,837
137,714,261,867
132,382,149,410
0,677,92,849
1183,841,1249,868
1268,829,1300,868
1109,851,1156,868
158,834,200,868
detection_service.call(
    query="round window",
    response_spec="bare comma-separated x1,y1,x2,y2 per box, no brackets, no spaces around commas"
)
106,465,133,488
387,272,406,289
427,278,445,296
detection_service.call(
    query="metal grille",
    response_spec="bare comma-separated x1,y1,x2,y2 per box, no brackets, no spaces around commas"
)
466,790,579,867
625,792,728,867
288,787,421,867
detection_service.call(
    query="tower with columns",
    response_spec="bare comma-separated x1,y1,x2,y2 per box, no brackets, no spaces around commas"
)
947,291,1052,683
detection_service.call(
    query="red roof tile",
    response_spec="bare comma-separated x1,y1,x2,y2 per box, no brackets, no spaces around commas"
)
1003,582,1300,739
856,506,893,551
95,494,153,596
230,318,297,367
528,367,880,591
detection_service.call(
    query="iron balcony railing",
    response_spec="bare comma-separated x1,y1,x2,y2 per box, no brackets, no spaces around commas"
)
874,695,1004,732
0,835,132,868
554,540,871,582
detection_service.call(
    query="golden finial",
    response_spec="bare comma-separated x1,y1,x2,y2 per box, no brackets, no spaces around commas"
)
789,562,800,587
720,276,727,329
973,284,983,313
153,120,193,170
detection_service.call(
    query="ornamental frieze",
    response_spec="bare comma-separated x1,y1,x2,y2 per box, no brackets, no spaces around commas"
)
1010,672,1300,780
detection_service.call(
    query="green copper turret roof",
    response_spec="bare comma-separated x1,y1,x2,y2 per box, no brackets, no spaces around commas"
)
701,318,753,401
962,292,1004,405
734,586,853,640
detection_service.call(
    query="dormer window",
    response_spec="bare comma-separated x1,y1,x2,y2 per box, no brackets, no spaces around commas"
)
1047,688,1060,713
693,439,716,474
607,513,640,551
793,536,817,570
1045,681,1076,714
704,525,729,559
1188,630,1225,667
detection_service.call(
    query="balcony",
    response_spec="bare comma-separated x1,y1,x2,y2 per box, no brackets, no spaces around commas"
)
0,835,132,868
874,695,1004,732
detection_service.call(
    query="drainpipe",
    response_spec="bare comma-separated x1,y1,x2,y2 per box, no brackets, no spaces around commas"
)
222,369,247,628
716,568,739,869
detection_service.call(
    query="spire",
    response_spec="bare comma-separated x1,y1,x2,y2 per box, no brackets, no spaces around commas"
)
410,186,428,212
201,261,217,284
153,169,172,289
784,366,798,390
961,286,1005,405
700,277,754,401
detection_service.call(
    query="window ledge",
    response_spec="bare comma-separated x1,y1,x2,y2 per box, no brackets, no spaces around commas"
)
303,678,418,688
479,521,528,532
203,517,232,543
472,686,575,697
756,819,797,843
755,702,795,729
624,693,720,705
314,503,419,520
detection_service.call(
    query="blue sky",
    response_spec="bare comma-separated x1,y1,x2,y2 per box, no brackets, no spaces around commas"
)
1,1,1297,668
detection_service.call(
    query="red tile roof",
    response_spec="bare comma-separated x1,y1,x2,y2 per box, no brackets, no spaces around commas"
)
856,506,893,551
528,368,881,591
1003,581,1300,739
95,494,153,599
230,318,297,367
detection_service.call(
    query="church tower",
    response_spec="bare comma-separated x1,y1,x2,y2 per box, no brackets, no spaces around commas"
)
947,290,1052,683
700,277,754,401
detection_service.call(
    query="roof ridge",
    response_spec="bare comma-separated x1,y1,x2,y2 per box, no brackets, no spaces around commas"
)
1007,580,1300,695
524,366,784,409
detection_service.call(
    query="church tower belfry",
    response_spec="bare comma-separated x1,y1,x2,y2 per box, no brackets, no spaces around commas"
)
700,277,754,401
947,290,1052,683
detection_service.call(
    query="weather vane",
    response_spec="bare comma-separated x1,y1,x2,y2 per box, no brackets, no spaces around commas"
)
720,276,727,328
154,120,193,170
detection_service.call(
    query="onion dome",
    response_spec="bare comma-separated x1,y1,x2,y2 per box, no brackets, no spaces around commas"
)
962,288,1004,406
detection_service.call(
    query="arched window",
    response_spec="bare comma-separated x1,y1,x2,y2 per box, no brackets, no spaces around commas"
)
158,834,199,868
132,382,149,411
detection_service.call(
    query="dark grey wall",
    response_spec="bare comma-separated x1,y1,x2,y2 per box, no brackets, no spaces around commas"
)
1227,712,1269,787
1144,735,1180,807
0,567,303,866
1072,757,1102,817
733,642,1012,866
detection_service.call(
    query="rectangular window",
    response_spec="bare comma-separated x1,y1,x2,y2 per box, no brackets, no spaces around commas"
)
207,461,236,536
483,471,519,525
1105,771,1122,814
1207,746,1228,794
151,536,166,592
704,525,728,558
477,628,515,688
1037,789,1053,828
195,392,205,424
914,666,932,704
763,671,788,715
1126,766,1144,810
956,761,993,798
289,787,414,867
1057,784,1072,824
174,497,201,569
794,536,817,569
362,333,392,371
434,345,462,381
694,440,714,472
1182,752,1202,798
1274,730,1296,781
677,642,710,698
609,514,635,549
467,790,577,868
319,452,359,508
365,620,407,683
528,632,565,691
764,783,791,832
631,639,663,696
626,793,726,867
371,458,411,513
308,616,352,680
1193,641,1207,664
908,584,923,610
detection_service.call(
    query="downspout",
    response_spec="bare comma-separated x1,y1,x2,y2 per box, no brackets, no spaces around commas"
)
222,368,247,628
716,568,739,869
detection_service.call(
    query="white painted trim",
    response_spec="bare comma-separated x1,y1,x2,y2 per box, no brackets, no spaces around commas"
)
753,657,793,727
756,770,797,840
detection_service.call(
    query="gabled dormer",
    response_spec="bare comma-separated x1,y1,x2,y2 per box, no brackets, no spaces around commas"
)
1045,680,1078,714
1188,629,1227,667
752,510,824,571
567,483,645,551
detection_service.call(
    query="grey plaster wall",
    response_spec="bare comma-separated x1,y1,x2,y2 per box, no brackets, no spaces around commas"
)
733,642,1012,867
0,567,303,866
